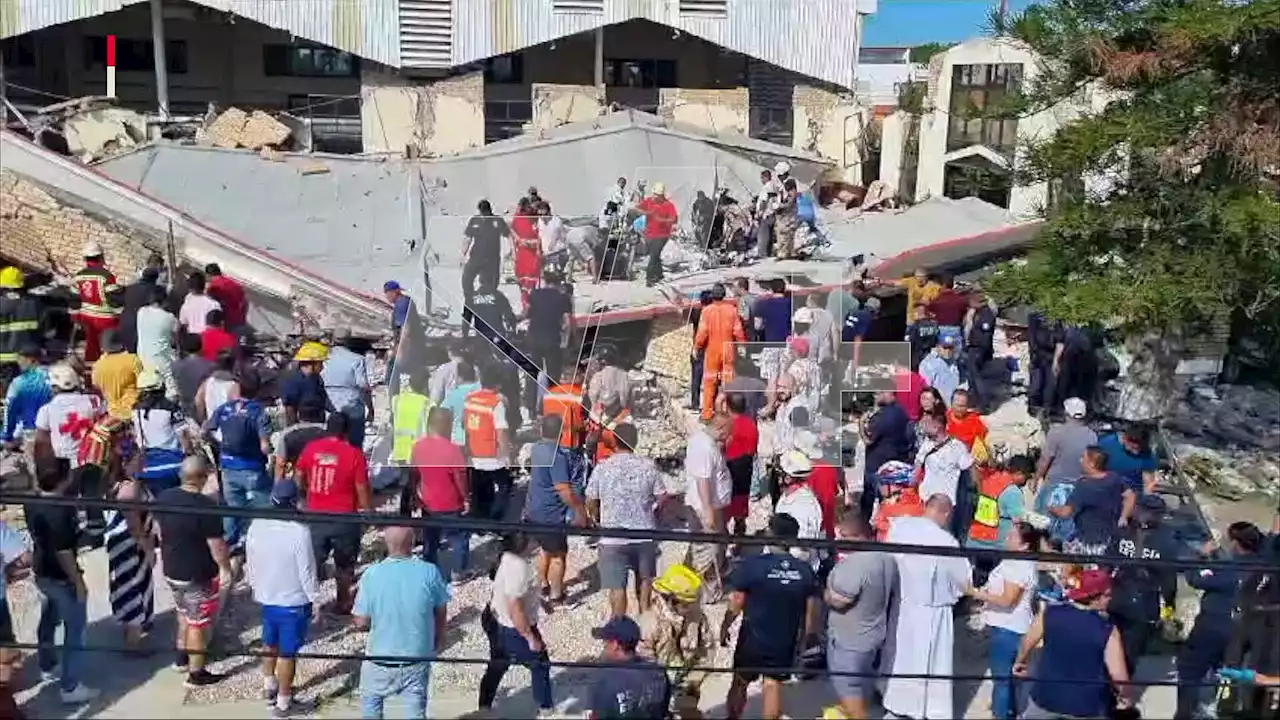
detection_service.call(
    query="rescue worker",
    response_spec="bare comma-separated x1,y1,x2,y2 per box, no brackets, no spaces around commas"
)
0,267,44,389
694,283,746,421
542,365,587,454
1108,493,1180,680
637,564,712,720
1216,513,1280,720
966,455,1032,586
390,379,433,467
1026,311,1062,416
586,397,632,465
281,341,331,426
963,290,997,414
71,242,123,363
463,363,515,521
1054,322,1098,412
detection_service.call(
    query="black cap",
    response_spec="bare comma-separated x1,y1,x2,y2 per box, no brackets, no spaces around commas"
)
17,342,41,359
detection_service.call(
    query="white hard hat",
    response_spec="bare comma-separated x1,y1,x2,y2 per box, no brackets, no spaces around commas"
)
82,241,104,257
49,363,81,391
773,161,792,176
780,449,813,476
651,181,667,196
792,306,815,324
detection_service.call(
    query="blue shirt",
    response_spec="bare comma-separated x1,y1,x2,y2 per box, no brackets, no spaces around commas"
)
3,365,52,441
728,551,815,657
354,556,451,659
1067,473,1126,546
280,369,330,413
1033,603,1114,718
391,295,412,333
526,440,574,525
841,308,874,342
442,381,481,445
589,657,671,719
753,295,792,343
864,401,912,480
918,352,960,406
1096,434,1157,495
320,346,369,412
204,398,271,470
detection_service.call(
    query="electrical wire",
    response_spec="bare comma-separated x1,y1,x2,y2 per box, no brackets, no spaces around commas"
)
1,81,75,102
3,492,1277,573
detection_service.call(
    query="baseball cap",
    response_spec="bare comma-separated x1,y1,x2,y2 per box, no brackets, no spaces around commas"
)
1065,568,1113,602
271,479,301,508
780,449,814,476
1063,397,1087,419
939,334,958,347
592,616,641,649
382,280,402,292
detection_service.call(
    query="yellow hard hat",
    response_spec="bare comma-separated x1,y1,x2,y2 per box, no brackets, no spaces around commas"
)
294,341,330,363
653,564,701,602
0,267,24,290
823,706,850,720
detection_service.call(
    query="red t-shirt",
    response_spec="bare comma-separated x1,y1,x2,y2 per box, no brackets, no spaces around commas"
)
412,435,468,513
207,275,248,328
895,371,927,421
200,327,238,361
808,463,842,538
928,289,969,326
638,198,678,239
297,436,369,513
724,414,759,460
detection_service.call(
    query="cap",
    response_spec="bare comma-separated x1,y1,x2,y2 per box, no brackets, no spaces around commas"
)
17,342,41,359
651,181,667,195
780,449,814,476
939,334,958,347
82,241,104,258
1065,568,1113,602
383,280,402,292
653,564,702,602
271,479,301,508
592,616,642,649
0,267,24,289
1063,397,1087,419
792,306,815,324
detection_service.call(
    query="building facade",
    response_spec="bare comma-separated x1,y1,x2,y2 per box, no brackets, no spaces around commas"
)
1,0,877,165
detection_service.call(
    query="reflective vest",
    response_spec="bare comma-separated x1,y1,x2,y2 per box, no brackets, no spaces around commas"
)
593,409,632,463
969,470,1017,544
391,391,432,463
463,388,503,459
0,293,41,363
874,487,924,542
542,383,585,449
73,264,121,320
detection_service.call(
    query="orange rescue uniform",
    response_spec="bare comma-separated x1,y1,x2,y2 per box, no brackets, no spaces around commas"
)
693,299,746,419
72,261,121,362
590,409,632,463
873,486,925,541
543,382,586,449
463,388,503,459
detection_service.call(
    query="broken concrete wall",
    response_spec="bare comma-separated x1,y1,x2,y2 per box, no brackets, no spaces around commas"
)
531,84,604,134
198,107,293,151
62,108,148,163
658,88,750,136
0,169,154,279
793,84,867,182
360,67,484,157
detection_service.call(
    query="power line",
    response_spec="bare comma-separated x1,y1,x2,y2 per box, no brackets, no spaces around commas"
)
4,492,1277,573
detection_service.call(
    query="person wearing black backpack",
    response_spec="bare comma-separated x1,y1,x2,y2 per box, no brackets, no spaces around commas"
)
1107,494,1180,680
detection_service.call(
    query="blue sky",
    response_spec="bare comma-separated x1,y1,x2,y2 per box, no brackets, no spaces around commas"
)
862,0,1036,47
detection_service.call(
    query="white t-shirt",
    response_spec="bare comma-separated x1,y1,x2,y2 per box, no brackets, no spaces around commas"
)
684,430,732,515
539,216,566,256
982,559,1037,634
774,484,824,566
179,294,221,334
491,552,539,629
135,306,178,366
915,436,974,503
133,404,187,452
471,400,509,471
35,393,105,467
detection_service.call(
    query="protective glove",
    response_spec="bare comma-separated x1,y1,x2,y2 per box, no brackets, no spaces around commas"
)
1160,605,1175,622
1218,667,1257,684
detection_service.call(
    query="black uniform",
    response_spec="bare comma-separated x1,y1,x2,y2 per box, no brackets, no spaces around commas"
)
1218,532,1280,719
0,290,44,380
964,305,997,411
1055,324,1097,407
908,317,939,371
1026,312,1061,413
466,291,522,431
1176,553,1246,719
1107,523,1180,678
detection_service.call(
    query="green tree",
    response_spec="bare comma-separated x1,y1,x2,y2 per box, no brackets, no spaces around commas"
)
983,0,1280,417
909,42,954,63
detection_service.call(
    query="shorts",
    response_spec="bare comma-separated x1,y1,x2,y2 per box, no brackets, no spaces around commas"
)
725,494,750,522
261,604,313,658
827,639,876,700
167,576,222,629
311,521,361,570
0,598,14,644
531,528,569,555
733,633,796,683
599,542,657,590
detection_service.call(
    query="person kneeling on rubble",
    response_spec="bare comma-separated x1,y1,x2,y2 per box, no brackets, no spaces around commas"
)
638,564,712,720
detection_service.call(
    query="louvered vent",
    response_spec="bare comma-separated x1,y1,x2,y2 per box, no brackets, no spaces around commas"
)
680,0,729,17
552,0,605,13
400,0,453,68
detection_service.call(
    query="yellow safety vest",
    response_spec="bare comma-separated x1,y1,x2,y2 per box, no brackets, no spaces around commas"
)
391,391,432,463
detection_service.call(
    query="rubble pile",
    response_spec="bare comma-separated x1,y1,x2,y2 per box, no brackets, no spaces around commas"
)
198,107,292,151
1165,383,1280,500
642,320,694,383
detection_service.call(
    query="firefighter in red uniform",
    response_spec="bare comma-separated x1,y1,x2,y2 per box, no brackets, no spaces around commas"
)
72,242,122,363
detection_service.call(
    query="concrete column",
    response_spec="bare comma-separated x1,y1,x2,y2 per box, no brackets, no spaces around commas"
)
593,27,604,87
149,0,170,117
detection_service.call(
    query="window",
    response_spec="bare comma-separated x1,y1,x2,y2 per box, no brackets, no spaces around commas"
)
1,37,36,68
552,0,604,12
84,37,189,74
858,47,909,65
263,43,359,78
679,0,729,17
603,59,677,89
946,62,1022,155
483,54,524,84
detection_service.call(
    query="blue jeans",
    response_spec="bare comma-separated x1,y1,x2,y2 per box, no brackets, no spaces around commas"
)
222,466,271,547
479,625,553,710
35,577,88,693
989,626,1024,720
359,661,429,719
422,511,470,579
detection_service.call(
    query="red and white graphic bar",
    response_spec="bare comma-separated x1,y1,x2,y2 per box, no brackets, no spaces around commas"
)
106,35,117,98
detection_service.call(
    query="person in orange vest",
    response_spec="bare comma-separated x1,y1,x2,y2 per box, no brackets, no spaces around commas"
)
542,365,587,452
72,242,123,363
587,397,632,465
966,454,1032,585
462,363,515,521
693,283,745,420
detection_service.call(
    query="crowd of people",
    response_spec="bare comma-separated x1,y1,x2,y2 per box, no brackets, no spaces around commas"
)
0,244,1277,720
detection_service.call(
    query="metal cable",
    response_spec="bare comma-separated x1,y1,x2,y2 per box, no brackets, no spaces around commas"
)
3,492,1277,572
0,640,1226,688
